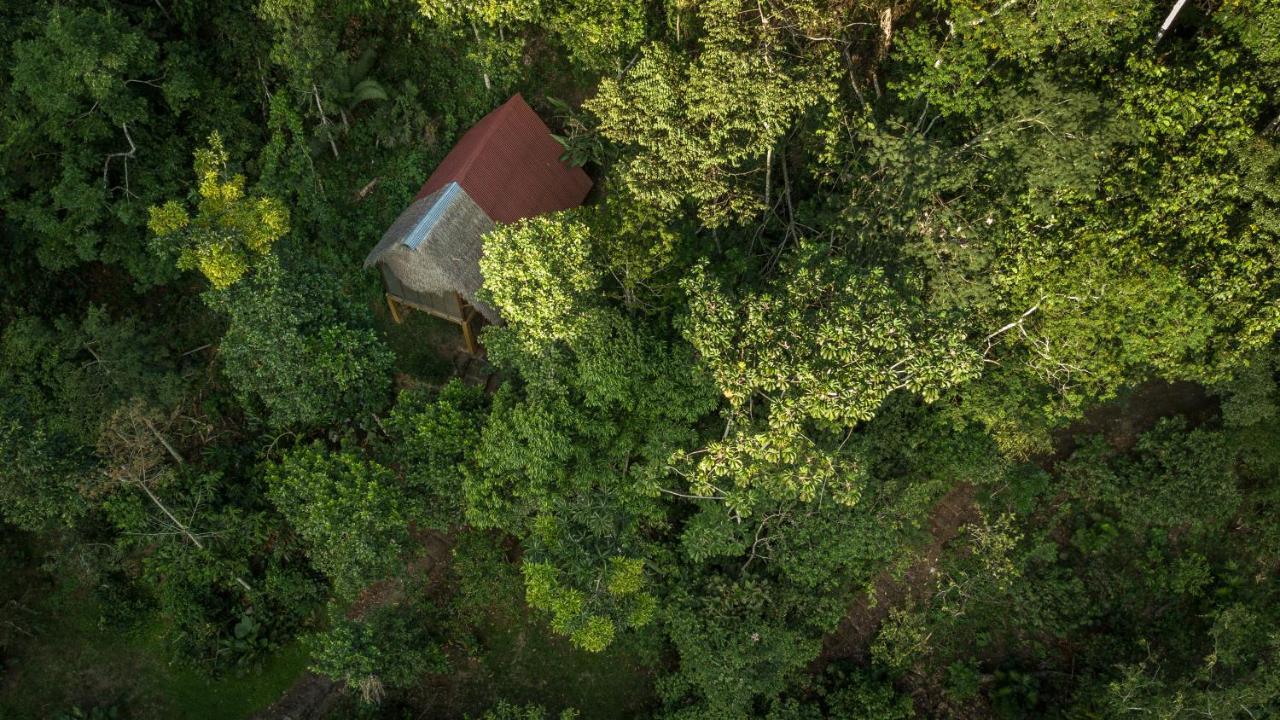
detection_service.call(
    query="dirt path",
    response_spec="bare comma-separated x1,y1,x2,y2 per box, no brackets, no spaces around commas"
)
1049,379,1214,459
812,379,1219,670
248,382,1220,717
249,528,454,720
247,673,342,720
812,482,980,668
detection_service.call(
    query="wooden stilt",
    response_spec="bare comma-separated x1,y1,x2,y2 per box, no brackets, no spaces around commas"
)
386,293,404,324
456,293,479,355
458,292,481,353
461,318,478,355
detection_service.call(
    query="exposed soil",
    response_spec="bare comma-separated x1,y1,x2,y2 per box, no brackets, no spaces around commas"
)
1049,379,1217,460
348,527,454,621
251,305,504,720
810,378,1221,696
246,673,342,720
254,528,455,720
812,482,980,668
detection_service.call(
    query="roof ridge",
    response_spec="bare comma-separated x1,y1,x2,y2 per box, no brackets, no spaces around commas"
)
403,181,462,250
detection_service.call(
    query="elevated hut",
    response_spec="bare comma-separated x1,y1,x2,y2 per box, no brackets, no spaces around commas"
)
364,94,592,353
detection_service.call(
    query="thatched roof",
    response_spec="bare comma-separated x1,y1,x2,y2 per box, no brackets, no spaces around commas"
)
366,94,593,326
363,182,500,322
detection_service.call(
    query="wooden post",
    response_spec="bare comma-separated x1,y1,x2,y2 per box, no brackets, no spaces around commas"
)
456,293,479,355
460,316,478,355
386,293,403,324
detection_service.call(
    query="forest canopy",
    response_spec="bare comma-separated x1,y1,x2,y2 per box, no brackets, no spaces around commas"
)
2,1,1279,719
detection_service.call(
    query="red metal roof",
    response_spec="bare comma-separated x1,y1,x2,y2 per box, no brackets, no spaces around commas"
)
415,94,592,224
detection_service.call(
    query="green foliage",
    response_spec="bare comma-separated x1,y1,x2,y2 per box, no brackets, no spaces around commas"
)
267,443,410,598
208,260,394,430
418,0,643,75
1213,346,1280,473
385,379,490,527
587,5,832,226
5,1,1280,717
768,667,915,720
659,575,822,718
887,9,1280,425
3,5,168,281
473,701,580,720
480,214,601,347
866,410,1280,715
890,1,1152,120
308,603,448,703
684,253,980,426
0,412,87,530
149,132,289,289
680,247,981,514
142,93,394,435
1220,0,1280,66
1087,608,1280,719
523,558,656,653
330,49,391,115
450,529,526,625
544,0,644,72
474,210,716,650
0,307,181,530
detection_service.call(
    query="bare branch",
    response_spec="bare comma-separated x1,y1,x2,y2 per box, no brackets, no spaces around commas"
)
1155,0,1190,44
103,123,138,198
312,83,340,159
658,487,727,501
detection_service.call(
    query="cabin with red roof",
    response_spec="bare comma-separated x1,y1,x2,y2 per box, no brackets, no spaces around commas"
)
364,94,592,354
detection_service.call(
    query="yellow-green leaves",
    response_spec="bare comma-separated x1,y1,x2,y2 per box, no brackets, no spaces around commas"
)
148,132,289,289
145,201,189,236
522,557,655,653
480,212,600,346
605,556,645,596
475,208,712,653
417,0,540,27
418,0,642,73
680,249,982,513
588,36,829,227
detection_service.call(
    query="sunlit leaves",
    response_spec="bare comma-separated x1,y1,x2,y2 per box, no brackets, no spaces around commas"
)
268,443,409,598
473,211,714,650
418,0,643,76
680,247,981,512
480,213,600,347
586,5,832,226
523,557,656,652
148,132,289,289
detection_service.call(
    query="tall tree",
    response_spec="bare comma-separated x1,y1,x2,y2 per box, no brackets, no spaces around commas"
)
473,211,717,650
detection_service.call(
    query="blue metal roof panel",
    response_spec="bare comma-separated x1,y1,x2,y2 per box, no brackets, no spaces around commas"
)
403,181,462,250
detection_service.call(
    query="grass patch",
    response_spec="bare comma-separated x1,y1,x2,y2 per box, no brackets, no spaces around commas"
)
476,610,657,717
0,583,308,720
157,642,309,720
370,297,459,383
406,607,658,718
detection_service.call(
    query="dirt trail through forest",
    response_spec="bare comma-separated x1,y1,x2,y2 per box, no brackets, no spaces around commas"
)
813,482,980,668
247,673,341,720
253,341,494,720
813,380,1217,669
250,528,454,719
251,381,1217,717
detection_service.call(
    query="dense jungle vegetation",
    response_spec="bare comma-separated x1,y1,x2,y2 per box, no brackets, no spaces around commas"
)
2,1,1280,718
